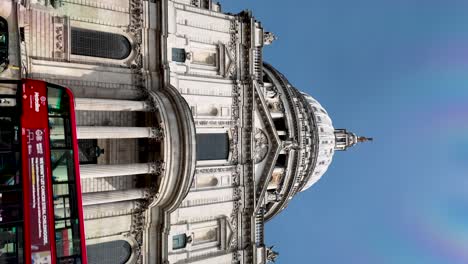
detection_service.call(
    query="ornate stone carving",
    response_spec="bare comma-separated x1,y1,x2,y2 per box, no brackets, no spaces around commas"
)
230,126,239,164
196,166,234,174
194,120,233,127
231,165,241,186
127,0,144,88
53,17,65,59
266,246,279,263
149,160,165,176
233,188,242,200
253,128,269,163
149,126,164,141
227,20,239,78
266,191,282,202
229,200,241,249
266,85,279,98
263,32,277,46
281,139,299,152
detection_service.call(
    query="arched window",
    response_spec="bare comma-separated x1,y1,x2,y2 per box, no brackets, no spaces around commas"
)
87,240,132,264
71,28,131,60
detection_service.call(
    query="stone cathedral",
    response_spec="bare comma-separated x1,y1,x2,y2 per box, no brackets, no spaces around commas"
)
0,0,371,263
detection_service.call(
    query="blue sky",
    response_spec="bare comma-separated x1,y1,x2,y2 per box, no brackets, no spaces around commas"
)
224,1,468,263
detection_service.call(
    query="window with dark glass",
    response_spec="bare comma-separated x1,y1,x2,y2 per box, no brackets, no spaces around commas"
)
196,133,229,161
87,240,132,264
172,234,187,250
71,28,131,60
172,48,186,62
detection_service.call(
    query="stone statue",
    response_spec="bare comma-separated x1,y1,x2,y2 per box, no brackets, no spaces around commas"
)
266,246,279,263
281,139,299,152
263,32,277,45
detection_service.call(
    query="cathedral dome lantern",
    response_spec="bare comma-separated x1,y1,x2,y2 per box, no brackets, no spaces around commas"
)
334,129,373,151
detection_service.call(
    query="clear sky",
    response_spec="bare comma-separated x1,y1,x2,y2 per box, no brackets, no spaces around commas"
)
224,1,468,263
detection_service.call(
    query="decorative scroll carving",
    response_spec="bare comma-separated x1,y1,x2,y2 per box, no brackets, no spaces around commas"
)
229,200,241,249
53,17,65,59
195,166,234,174
231,165,241,186
253,128,269,163
131,160,164,264
227,20,238,78
233,188,242,200
127,0,144,87
230,126,239,164
194,120,233,127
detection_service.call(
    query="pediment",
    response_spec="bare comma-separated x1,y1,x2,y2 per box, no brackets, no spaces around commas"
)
252,81,282,209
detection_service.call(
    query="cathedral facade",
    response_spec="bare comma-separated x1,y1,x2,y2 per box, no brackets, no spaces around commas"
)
0,0,369,263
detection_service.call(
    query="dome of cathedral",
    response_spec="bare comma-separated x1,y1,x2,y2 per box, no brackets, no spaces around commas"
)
261,63,371,220
299,93,336,191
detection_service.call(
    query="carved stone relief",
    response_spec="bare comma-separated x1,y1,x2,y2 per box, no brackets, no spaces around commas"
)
253,128,269,163
53,17,65,59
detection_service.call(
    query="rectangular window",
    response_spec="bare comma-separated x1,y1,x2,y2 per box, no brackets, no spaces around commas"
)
172,48,187,63
172,234,187,250
0,226,24,263
196,133,229,161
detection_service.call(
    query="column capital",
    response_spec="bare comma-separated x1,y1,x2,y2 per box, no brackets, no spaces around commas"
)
149,160,165,176
149,126,164,141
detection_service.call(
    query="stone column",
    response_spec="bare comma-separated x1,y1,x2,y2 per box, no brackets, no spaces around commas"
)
75,98,150,112
83,201,137,220
49,126,162,139
82,189,146,206
77,126,161,139
79,162,162,179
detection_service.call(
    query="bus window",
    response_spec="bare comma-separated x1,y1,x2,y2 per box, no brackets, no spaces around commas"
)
0,191,22,222
0,226,24,264
0,109,20,186
0,153,19,186
51,149,74,182
47,87,69,115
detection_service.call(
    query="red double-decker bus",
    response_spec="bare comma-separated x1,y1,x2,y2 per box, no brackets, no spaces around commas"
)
0,79,87,264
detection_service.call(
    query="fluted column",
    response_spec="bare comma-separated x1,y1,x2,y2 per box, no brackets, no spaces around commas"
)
82,189,146,206
79,162,163,179
75,98,150,112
